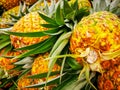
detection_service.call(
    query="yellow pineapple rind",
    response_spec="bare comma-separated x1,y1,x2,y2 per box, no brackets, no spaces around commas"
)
10,12,49,49
70,11,120,55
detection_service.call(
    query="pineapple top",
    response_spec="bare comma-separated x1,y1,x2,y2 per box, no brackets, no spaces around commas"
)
69,0,91,9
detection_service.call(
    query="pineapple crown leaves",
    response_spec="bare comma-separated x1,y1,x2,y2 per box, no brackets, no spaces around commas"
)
28,71,60,79
25,72,67,88
0,68,9,79
12,36,58,59
63,0,90,23
0,34,11,51
9,1,30,23
5,0,89,38
90,0,120,16
52,72,96,90
14,57,33,68
0,76,18,89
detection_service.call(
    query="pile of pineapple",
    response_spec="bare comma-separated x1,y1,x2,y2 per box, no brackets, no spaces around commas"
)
0,0,120,90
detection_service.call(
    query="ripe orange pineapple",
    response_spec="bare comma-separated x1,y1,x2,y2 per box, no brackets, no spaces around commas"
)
0,0,19,10
70,11,120,89
10,12,49,49
31,53,61,89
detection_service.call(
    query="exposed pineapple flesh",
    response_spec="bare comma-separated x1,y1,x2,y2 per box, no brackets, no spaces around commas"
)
10,12,49,49
98,57,120,90
70,11,120,55
0,0,19,10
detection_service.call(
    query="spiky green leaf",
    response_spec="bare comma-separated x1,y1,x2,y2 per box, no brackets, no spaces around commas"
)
17,68,31,80
6,28,60,37
66,57,83,70
0,40,11,50
13,36,57,59
55,4,65,25
1,45,12,55
28,71,60,79
40,24,60,28
25,73,66,88
63,0,74,18
9,14,21,20
38,12,58,26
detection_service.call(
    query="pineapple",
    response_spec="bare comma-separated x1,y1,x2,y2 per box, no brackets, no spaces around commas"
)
10,12,49,49
69,3,120,90
0,0,19,10
70,11,120,55
70,11,120,66
31,53,61,89
0,0,119,89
